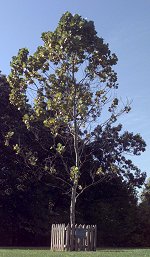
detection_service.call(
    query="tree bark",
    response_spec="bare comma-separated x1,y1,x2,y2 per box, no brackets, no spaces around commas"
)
70,185,76,226
70,59,79,227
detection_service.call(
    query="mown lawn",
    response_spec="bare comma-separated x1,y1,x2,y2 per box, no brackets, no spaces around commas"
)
0,248,150,257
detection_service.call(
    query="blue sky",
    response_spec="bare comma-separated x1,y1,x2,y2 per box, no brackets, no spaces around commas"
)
0,0,150,178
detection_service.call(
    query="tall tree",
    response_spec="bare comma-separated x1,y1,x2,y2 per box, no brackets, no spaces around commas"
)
0,73,56,245
87,124,146,188
8,12,143,228
77,175,139,247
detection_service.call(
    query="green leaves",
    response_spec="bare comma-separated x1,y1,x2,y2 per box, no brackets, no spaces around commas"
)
56,143,65,154
96,166,103,175
7,11,138,197
4,131,14,146
70,166,79,184
8,12,122,135
13,144,20,154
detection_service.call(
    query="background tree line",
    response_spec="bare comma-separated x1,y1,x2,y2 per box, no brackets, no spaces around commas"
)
0,12,149,247
0,74,149,247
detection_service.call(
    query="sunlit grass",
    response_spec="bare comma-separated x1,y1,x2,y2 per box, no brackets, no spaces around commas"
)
0,248,150,257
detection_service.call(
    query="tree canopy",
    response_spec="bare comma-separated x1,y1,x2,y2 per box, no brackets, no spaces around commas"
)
7,12,146,228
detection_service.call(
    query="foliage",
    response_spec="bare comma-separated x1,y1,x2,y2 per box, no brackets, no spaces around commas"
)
88,124,146,187
0,72,147,247
7,12,137,226
136,179,150,246
77,175,139,247
0,74,56,245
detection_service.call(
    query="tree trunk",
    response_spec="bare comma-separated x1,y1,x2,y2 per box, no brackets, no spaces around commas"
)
70,185,76,226
70,184,77,250
70,60,79,228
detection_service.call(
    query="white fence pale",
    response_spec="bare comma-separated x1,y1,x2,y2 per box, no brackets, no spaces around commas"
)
51,224,97,251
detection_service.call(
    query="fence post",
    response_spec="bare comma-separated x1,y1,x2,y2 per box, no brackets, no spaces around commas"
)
75,224,78,251
82,224,86,251
65,224,70,251
94,225,97,251
70,225,75,251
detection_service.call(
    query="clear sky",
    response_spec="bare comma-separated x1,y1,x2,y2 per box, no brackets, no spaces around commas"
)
0,0,150,178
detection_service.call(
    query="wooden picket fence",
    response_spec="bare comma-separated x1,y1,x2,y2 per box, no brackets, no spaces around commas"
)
51,224,97,251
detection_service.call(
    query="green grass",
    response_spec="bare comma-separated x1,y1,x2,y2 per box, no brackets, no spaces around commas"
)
0,248,150,257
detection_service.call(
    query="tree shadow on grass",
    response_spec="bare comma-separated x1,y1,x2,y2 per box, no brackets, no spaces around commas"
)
98,248,138,252
0,247,50,250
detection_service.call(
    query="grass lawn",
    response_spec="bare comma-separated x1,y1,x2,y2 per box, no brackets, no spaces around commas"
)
0,248,150,257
